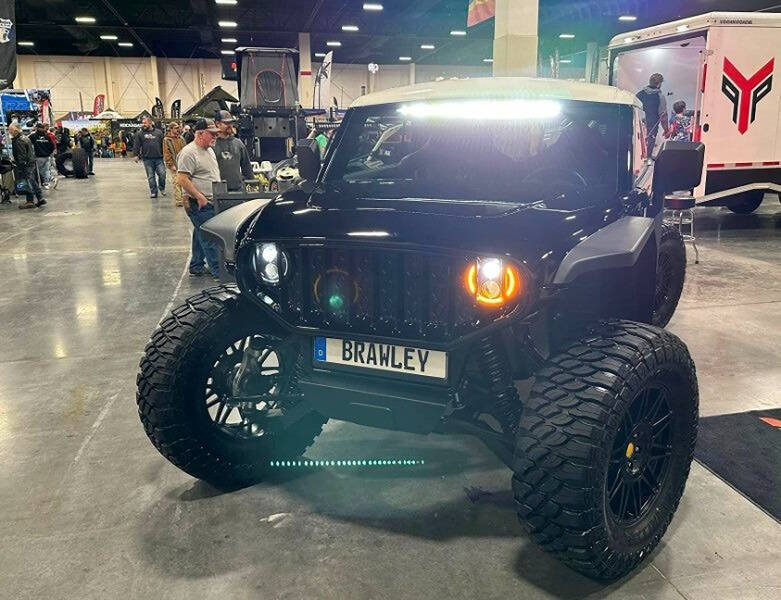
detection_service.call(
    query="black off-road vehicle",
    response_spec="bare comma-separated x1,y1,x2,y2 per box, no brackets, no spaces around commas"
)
137,79,703,581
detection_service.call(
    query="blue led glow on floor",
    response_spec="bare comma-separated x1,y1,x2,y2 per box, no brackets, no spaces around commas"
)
269,459,425,468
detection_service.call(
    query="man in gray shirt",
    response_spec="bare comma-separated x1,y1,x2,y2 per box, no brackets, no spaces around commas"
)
213,110,254,191
176,118,221,278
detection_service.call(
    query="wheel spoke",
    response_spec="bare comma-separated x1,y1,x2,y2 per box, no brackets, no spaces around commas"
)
652,410,672,431
637,388,650,421
641,469,658,493
218,405,233,425
618,482,630,519
646,388,666,422
608,469,624,500
206,396,221,408
258,348,272,365
633,481,642,517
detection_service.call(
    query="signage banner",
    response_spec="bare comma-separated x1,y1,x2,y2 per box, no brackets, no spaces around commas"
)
0,0,16,89
467,0,495,27
171,99,181,119
313,51,333,109
93,94,105,116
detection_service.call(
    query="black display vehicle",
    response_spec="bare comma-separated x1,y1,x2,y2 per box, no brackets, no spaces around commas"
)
137,79,704,581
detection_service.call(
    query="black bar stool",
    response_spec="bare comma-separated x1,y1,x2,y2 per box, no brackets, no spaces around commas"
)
664,195,699,264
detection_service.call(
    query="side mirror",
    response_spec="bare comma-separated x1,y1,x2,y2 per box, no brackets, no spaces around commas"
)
296,138,321,182
652,140,705,196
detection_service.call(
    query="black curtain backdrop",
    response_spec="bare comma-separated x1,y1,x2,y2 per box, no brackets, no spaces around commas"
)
0,0,16,89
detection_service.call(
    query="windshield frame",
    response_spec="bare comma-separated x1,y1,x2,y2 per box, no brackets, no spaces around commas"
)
321,99,635,203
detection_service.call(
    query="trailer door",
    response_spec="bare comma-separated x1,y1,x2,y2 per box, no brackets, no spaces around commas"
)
700,26,781,169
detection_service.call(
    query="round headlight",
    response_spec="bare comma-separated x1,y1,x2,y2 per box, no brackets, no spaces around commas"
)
252,243,289,285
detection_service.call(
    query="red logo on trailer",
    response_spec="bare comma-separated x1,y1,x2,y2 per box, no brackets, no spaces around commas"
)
721,57,774,134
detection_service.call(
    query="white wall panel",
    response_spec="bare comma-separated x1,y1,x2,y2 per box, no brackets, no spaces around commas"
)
159,59,199,112
31,58,99,113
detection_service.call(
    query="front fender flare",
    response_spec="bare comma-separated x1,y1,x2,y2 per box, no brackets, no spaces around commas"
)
201,199,271,262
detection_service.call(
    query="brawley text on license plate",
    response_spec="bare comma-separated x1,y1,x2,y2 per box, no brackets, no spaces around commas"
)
314,337,447,379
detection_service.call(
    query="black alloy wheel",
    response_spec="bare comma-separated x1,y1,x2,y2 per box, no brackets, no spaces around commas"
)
606,385,673,524
203,334,286,440
652,224,686,328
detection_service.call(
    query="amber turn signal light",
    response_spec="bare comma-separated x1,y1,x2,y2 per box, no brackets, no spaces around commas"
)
465,258,522,307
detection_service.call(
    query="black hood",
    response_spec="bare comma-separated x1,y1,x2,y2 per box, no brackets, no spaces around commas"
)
244,188,618,278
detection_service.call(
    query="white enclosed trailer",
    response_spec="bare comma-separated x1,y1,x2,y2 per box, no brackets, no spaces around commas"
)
606,12,781,213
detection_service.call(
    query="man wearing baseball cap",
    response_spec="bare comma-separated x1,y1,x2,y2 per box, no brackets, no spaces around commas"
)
175,118,221,278
214,109,254,191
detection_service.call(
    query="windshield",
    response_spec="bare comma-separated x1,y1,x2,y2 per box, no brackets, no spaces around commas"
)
325,99,628,203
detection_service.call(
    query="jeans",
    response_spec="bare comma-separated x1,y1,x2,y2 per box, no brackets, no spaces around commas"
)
143,158,166,195
20,168,43,203
35,157,52,185
185,201,220,275
86,151,94,174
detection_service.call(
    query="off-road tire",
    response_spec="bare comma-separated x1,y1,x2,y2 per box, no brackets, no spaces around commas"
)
512,321,698,581
727,190,763,214
56,149,89,178
137,285,327,486
652,224,686,328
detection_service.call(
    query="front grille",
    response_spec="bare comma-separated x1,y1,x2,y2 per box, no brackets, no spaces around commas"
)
253,244,516,344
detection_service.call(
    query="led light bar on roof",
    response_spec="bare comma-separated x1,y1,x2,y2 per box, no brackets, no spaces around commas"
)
398,99,562,121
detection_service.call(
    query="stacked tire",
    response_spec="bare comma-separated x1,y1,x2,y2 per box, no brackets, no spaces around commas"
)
56,147,89,179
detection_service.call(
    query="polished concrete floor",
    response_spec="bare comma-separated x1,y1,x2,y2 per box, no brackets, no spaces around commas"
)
1,160,779,599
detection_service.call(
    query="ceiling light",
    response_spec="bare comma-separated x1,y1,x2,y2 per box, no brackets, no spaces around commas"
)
399,56,412,61
559,33,575,39
560,59,572,64
215,0,238,4
315,52,326,58
363,3,383,10
221,37,237,43
341,25,359,32
218,21,237,28
677,25,690,32
483,58,493,63
221,49,235,55
450,30,466,36
421,44,435,50
75,16,96,23
118,42,134,47
17,41,34,47
99,35,118,40
326,40,341,47
619,15,637,22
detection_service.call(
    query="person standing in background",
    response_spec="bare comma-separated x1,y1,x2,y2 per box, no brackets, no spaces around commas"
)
78,128,96,175
636,73,669,158
213,110,253,191
162,122,186,207
182,124,194,144
133,116,166,198
9,123,46,209
176,119,221,279
29,123,56,189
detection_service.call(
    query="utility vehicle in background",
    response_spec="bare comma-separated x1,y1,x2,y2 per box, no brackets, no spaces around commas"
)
607,11,781,214
136,78,703,581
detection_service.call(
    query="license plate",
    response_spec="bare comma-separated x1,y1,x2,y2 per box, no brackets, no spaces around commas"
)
313,337,447,379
